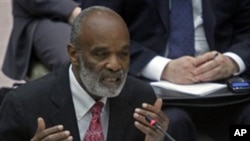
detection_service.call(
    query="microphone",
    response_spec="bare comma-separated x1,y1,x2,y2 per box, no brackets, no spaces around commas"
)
145,115,176,141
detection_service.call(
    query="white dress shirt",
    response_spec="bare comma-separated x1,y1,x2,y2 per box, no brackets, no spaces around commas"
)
69,65,109,141
141,0,246,80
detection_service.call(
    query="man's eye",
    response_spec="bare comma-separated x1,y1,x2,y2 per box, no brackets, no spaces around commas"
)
118,52,129,57
94,51,108,58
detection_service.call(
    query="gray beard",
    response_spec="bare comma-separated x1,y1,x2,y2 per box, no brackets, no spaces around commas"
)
78,56,127,98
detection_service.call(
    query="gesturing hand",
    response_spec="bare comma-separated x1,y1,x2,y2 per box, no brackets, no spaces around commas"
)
31,117,73,141
133,98,169,141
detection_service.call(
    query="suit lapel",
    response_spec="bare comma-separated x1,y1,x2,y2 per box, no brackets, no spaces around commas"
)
202,0,216,49
48,65,81,141
107,96,134,141
50,99,81,141
154,0,170,31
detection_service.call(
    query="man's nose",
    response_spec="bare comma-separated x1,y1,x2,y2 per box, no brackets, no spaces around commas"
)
106,55,122,71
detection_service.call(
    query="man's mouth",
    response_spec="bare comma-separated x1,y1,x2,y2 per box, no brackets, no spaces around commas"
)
101,76,121,86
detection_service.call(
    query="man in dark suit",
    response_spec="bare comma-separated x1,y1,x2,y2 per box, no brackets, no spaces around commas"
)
2,0,81,80
0,6,177,141
81,0,250,84
80,1,250,141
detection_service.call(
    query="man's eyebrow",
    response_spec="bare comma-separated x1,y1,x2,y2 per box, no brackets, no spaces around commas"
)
91,46,108,51
91,44,130,51
121,44,130,50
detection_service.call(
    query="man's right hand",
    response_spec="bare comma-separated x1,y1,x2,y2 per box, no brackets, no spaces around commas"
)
31,117,73,141
161,56,198,84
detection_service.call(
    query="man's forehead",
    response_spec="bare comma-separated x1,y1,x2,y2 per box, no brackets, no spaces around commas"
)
90,44,129,51
81,18,129,45
83,10,119,25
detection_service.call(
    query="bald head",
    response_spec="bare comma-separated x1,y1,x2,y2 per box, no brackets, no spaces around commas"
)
70,6,129,50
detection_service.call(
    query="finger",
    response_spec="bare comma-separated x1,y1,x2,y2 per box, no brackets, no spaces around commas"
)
143,99,169,128
153,98,163,112
195,54,223,81
32,117,69,141
163,58,198,84
134,121,160,136
195,53,221,76
196,66,221,82
65,136,74,141
134,98,164,121
133,112,151,127
135,99,167,126
41,125,64,138
195,51,218,66
31,117,46,141
142,98,163,113
195,59,218,75
42,130,73,141
37,117,46,134
134,108,164,130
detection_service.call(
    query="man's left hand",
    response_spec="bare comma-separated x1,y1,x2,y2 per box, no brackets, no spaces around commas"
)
194,51,239,82
133,98,169,141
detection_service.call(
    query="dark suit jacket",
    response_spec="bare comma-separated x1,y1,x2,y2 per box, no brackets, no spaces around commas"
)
81,0,250,77
0,64,156,141
2,0,80,80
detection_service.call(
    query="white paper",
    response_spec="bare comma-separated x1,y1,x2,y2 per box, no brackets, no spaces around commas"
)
150,81,227,96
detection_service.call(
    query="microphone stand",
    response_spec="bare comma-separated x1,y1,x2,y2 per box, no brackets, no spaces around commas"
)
145,115,176,141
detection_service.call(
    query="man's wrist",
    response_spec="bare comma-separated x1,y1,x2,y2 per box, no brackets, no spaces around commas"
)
223,52,246,75
141,56,171,81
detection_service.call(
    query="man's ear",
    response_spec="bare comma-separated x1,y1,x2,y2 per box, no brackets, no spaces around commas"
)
67,44,78,65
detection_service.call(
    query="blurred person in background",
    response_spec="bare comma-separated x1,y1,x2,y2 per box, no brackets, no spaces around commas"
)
2,0,81,80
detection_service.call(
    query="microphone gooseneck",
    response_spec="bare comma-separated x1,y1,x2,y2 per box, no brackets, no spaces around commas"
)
145,115,176,141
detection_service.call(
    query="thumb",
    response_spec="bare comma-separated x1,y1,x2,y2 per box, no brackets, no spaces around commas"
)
36,117,46,134
31,117,46,141
153,98,163,112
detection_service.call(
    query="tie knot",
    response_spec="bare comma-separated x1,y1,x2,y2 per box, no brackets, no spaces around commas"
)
91,102,104,115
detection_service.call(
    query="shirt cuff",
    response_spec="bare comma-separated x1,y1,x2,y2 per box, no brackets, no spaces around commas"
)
141,56,171,81
223,52,246,75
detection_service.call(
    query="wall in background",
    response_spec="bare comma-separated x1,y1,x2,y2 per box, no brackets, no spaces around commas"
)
0,1,24,87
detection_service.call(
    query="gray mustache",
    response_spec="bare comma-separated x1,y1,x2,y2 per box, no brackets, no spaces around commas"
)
100,69,125,79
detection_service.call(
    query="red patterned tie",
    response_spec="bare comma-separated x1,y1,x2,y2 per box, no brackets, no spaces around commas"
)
84,102,104,141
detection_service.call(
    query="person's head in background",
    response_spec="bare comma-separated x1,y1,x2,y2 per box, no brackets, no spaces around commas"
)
68,6,130,100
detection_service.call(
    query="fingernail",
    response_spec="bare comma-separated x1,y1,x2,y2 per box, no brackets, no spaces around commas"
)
133,113,139,118
64,131,70,136
142,103,147,108
135,108,140,112
134,121,140,126
58,125,63,130
67,136,73,141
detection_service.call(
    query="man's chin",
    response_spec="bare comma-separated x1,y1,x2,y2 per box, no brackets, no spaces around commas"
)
92,87,121,98
93,91,120,98
100,80,121,87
